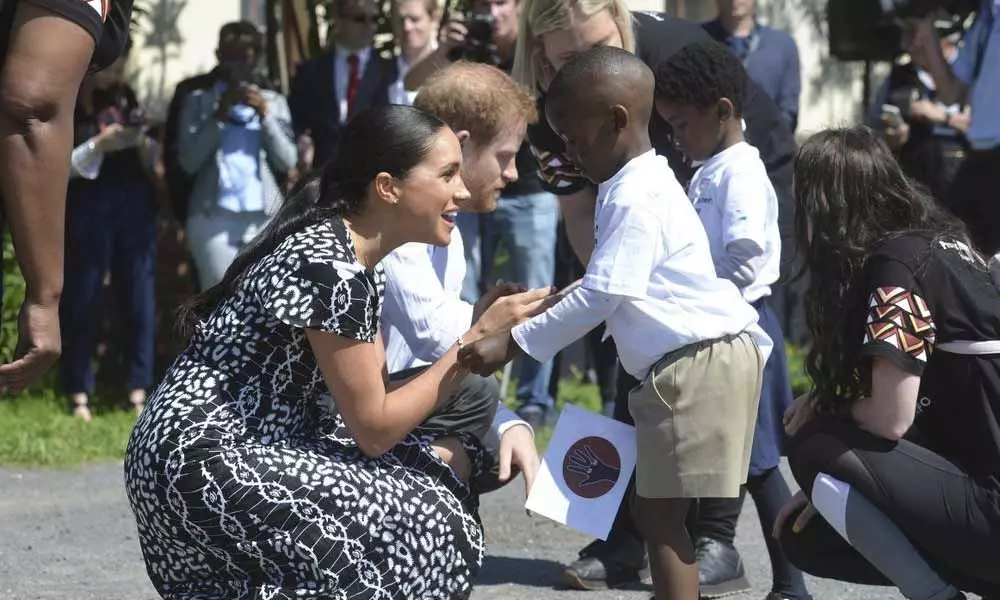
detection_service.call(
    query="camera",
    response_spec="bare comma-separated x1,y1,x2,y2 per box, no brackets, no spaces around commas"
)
447,11,500,65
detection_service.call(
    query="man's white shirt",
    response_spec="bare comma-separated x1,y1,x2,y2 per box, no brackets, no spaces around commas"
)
688,141,781,304
380,227,529,437
512,150,771,381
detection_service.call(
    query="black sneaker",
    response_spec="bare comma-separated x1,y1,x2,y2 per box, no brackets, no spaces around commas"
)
563,536,647,590
696,537,751,598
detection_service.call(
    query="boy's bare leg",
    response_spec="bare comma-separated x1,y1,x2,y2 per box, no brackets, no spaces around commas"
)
633,495,698,600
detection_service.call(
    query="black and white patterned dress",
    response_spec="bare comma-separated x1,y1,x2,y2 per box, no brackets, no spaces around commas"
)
124,219,486,600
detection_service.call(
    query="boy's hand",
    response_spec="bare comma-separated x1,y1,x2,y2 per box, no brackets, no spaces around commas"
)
459,331,520,376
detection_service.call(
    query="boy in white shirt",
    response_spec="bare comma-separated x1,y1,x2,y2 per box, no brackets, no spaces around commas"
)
654,41,811,600
458,46,769,600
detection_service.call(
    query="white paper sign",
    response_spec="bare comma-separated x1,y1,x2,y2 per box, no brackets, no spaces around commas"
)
525,404,637,540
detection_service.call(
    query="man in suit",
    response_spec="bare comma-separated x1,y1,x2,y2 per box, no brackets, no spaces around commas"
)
289,0,394,171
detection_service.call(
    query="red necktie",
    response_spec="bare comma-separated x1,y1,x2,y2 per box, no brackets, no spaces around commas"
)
346,53,361,117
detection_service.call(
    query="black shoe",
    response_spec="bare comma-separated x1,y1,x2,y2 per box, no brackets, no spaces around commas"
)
516,403,549,430
563,536,647,590
696,537,751,598
764,594,815,600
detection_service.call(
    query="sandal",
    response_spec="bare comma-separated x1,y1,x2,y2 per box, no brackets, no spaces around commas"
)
71,393,92,423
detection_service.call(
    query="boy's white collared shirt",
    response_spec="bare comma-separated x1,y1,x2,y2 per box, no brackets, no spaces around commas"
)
513,150,771,380
688,141,781,304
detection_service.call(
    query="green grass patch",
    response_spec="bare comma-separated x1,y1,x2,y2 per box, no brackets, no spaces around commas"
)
0,392,136,468
0,343,809,468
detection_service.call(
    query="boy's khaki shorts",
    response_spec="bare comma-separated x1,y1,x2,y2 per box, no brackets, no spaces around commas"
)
628,332,763,499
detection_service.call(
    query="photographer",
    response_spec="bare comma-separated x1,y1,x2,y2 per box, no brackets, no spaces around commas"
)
405,0,562,430
870,17,971,206
907,0,999,254
176,21,297,291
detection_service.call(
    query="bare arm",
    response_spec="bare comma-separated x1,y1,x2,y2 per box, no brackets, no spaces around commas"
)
0,4,94,305
307,329,468,457
0,4,96,391
558,188,598,265
851,357,921,441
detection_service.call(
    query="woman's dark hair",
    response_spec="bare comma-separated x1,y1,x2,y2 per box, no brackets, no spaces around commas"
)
176,104,448,338
794,125,974,415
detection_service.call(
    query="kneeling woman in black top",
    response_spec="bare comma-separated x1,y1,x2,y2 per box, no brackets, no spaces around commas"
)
775,126,1000,599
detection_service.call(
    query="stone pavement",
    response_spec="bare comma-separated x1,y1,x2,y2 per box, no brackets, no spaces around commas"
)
0,463,904,600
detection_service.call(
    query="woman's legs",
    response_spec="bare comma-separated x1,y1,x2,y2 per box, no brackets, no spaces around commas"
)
185,209,268,290
780,419,1000,597
110,182,157,413
746,468,811,598
60,189,115,420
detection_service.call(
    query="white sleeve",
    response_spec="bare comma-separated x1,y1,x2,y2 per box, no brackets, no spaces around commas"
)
512,285,619,363
582,202,661,298
381,246,474,363
493,405,533,438
70,139,104,180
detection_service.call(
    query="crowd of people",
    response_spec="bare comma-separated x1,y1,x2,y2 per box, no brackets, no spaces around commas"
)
0,0,998,599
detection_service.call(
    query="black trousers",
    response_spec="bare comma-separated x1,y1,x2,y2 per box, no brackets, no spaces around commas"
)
949,146,1000,255
389,366,504,492
778,419,1000,598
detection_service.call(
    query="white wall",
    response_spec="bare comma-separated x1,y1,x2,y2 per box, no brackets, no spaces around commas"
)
755,0,868,135
128,0,243,119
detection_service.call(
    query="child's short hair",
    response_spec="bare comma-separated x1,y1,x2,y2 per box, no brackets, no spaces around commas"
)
414,61,537,144
547,45,652,119
654,41,747,117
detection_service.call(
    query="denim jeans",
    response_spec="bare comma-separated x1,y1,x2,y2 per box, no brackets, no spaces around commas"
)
456,191,559,409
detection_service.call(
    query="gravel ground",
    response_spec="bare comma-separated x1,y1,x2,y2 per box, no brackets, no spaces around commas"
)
0,462,904,600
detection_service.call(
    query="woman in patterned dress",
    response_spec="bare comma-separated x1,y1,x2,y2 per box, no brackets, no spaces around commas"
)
124,105,550,600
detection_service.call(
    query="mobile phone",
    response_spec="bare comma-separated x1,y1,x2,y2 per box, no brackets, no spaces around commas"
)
881,104,904,128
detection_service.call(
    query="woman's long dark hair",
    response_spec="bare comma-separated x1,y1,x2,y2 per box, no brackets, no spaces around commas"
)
794,126,973,414
176,104,448,338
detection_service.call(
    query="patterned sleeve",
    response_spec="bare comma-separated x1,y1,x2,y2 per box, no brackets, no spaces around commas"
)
859,256,936,375
259,228,381,343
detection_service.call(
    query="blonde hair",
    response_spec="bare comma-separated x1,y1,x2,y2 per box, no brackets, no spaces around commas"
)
414,61,538,142
512,0,635,91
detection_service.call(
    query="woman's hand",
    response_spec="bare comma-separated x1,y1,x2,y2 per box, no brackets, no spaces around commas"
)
469,286,554,341
784,391,817,437
772,489,817,539
472,281,527,322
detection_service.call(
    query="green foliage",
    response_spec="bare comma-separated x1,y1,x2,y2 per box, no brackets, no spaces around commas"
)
0,394,135,468
786,341,812,396
1,231,23,362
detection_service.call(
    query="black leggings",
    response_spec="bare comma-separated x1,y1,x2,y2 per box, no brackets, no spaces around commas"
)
779,419,1000,598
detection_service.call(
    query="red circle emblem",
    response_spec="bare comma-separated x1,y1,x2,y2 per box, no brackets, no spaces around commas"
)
561,436,622,499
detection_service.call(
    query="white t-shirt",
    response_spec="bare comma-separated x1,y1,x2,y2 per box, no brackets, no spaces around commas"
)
688,141,781,304
379,228,528,437
512,150,771,380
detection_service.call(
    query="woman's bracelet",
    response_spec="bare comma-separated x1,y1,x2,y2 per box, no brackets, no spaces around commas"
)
456,336,466,352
